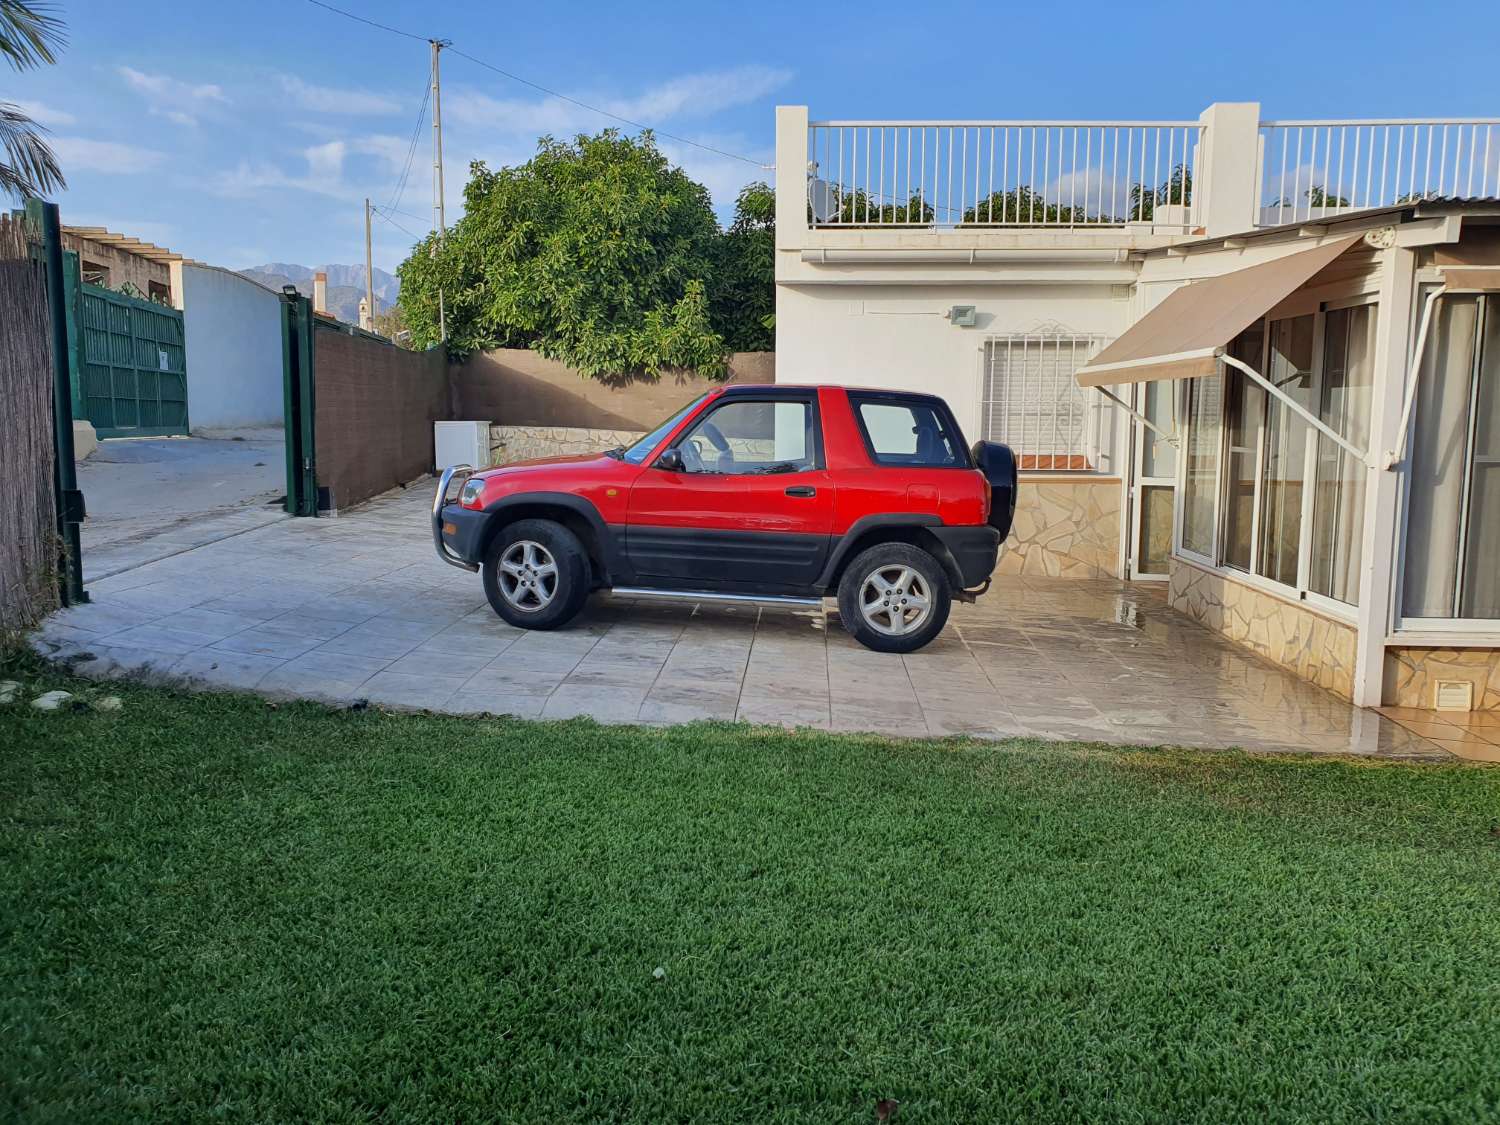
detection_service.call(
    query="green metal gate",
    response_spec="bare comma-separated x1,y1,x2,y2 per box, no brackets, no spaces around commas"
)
66,254,188,438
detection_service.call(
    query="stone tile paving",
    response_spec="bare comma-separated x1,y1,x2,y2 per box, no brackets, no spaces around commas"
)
30,485,1464,761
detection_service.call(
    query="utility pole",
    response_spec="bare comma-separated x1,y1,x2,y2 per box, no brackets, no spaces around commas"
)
430,37,449,342
363,197,375,332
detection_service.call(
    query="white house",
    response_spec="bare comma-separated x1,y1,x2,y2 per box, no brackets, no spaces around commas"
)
773,103,1500,713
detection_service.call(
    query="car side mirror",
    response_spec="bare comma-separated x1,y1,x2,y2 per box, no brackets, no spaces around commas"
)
656,448,684,472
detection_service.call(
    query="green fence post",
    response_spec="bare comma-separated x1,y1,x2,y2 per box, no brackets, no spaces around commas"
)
280,287,317,516
29,199,88,606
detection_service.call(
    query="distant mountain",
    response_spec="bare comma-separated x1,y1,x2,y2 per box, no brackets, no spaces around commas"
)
239,263,400,325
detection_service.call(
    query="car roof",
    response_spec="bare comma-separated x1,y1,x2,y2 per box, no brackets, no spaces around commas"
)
718,383,945,402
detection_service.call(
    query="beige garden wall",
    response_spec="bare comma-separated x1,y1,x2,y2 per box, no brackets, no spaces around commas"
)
997,478,1122,579
452,348,771,431
1169,558,1357,700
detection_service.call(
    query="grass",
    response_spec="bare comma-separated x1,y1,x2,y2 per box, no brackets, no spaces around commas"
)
2,653,1499,1123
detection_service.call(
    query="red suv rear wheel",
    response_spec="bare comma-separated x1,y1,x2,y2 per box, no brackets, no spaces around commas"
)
836,542,951,653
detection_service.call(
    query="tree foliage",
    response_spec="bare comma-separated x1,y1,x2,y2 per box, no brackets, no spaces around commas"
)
0,1,66,201
398,130,775,381
709,181,775,352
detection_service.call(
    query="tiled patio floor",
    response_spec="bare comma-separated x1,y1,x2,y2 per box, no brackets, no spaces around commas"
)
31,485,1468,760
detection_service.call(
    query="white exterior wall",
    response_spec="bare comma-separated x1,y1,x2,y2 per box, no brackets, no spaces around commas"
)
173,263,284,431
775,281,1132,469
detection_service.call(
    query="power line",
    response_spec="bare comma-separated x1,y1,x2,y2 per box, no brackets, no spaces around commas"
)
302,0,770,169
370,205,424,243
385,76,431,215
304,0,425,41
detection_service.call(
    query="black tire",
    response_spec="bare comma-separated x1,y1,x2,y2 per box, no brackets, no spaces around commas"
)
837,541,952,654
482,518,591,630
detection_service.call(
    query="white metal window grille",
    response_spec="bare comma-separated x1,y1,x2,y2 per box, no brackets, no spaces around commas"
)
981,334,1108,471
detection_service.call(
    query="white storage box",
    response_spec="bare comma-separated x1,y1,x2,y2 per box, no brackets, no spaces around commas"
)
434,421,491,471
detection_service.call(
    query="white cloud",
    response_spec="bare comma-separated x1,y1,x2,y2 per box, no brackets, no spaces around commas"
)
446,64,792,135
350,134,412,173
607,65,791,122
117,65,227,126
303,140,346,182
10,99,75,127
207,134,419,205
51,137,165,174
278,75,400,116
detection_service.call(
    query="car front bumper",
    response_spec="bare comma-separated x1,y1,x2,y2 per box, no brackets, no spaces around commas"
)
930,525,1002,589
431,466,483,572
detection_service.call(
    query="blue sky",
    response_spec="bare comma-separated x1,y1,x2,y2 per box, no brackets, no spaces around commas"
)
12,0,1496,274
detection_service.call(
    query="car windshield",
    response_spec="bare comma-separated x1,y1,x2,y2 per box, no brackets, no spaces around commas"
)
620,394,709,464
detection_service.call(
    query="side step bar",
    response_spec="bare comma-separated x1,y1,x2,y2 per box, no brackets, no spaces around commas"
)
609,587,825,610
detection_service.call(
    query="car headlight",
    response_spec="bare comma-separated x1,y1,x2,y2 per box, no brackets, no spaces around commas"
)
459,477,485,508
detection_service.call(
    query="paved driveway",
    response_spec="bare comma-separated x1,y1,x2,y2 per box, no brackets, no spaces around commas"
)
77,428,288,580
33,484,1463,760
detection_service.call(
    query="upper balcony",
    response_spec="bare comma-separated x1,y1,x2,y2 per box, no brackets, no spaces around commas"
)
774,103,1500,265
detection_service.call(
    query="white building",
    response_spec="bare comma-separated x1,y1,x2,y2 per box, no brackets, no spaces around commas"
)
774,103,1500,714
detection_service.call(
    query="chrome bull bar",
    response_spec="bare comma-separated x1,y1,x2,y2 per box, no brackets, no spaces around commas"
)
431,464,480,572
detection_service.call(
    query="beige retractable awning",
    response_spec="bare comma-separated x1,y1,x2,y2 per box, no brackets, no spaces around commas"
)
1440,267,1500,292
1075,236,1362,387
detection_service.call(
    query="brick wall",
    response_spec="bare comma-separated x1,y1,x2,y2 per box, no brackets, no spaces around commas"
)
313,327,448,511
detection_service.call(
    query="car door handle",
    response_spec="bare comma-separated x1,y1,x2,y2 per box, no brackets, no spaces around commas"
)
785,486,816,498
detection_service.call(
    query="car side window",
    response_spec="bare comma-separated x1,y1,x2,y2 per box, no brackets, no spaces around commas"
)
674,399,816,475
855,400,965,467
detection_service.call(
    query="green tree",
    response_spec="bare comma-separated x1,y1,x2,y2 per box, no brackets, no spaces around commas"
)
1125,164,1192,222
397,130,728,381
0,0,66,200
709,181,775,352
1304,185,1350,209
961,185,1094,225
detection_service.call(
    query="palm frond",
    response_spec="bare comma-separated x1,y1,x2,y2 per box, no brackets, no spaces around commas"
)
0,0,65,71
0,101,64,199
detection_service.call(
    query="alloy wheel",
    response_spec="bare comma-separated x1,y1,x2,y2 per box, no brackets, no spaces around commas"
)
858,564,932,636
498,539,558,611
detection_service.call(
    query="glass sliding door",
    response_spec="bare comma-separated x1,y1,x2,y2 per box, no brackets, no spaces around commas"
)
1180,369,1223,560
1257,315,1316,588
1403,293,1500,622
1130,379,1177,578
1222,325,1266,571
1463,302,1500,618
1310,305,1377,604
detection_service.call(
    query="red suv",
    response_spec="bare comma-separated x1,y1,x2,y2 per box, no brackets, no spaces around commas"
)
433,385,1016,653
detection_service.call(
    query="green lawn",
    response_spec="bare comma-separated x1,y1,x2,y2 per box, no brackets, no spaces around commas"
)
2,655,1499,1124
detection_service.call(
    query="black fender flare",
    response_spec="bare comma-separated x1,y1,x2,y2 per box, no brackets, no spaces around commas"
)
478,492,624,583
816,513,945,591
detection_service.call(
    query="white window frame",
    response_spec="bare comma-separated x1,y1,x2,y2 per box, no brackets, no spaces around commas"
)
979,333,1110,473
1170,297,1380,626
1391,285,1500,637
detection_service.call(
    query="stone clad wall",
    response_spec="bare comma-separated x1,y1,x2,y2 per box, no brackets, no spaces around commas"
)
490,425,642,465
1385,647,1500,711
996,478,1122,579
1169,558,1357,700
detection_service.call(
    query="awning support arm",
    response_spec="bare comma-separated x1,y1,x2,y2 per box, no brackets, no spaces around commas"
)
1220,353,1373,469
1092,386,1179,447
1384,286,1445,470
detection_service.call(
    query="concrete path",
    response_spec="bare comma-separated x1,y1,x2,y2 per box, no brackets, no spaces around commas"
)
77,428,288,580
32,483,1468,760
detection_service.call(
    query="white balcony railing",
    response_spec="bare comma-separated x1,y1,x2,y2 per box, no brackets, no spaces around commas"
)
1258,119,1500,226
806,121,1205,229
